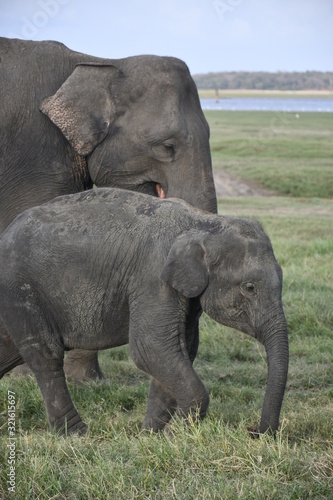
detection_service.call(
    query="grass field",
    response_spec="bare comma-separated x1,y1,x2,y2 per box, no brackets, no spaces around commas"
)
0,112,332,499
207,110,333,198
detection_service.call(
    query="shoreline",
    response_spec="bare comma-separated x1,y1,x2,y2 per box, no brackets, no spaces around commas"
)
198,89,333,99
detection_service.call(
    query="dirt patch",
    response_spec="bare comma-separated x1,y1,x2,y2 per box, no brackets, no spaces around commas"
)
214,171,276,197
213,172,333,217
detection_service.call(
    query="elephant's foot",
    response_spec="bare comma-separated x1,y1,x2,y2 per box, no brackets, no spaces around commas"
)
64,349,104,382
142,378,177,432
53,410,88,436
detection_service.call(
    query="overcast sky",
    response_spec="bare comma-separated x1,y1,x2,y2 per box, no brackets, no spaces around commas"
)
1,0,332,75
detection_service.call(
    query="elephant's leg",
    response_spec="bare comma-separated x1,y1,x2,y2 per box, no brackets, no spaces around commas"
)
171,367,209,423
142,304,202,431
144,356,209,431
0,321,24,378
129,310,209,432
11,363,33,376
20,344,86,435
35,366,87,435
142,378,177,432
10,349,104,381
63,349,104,382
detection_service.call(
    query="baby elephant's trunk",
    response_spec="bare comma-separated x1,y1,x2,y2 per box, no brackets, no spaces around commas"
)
259,313,289,434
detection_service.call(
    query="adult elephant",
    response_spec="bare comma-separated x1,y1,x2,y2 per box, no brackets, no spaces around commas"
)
0,37,217,381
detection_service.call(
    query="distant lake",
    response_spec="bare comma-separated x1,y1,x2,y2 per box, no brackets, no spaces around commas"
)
200,97,333,113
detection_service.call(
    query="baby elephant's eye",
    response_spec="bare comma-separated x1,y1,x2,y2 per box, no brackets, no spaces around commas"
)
241,282,256,296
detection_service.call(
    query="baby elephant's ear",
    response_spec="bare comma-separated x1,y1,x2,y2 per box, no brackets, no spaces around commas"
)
160,232,209,298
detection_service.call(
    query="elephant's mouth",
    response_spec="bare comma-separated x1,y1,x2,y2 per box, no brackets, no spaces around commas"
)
155,183,166,199
133,181,166,199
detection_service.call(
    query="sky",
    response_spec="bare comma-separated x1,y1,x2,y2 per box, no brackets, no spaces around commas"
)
1,0,332,75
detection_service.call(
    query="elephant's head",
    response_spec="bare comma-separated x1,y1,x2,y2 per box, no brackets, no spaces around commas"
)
40,56,217,213
161,219,289,434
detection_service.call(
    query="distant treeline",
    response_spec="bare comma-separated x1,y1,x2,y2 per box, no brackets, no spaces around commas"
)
193,71,333,91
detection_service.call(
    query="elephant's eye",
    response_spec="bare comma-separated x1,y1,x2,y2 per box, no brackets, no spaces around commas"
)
163,143,175,154
151,141,176,162
241,282,256,296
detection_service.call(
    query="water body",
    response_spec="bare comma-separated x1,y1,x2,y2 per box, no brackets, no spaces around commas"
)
200,97,333,112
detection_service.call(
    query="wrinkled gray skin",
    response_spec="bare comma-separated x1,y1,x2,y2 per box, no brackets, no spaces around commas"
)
0,37,217,380
0,189,288,436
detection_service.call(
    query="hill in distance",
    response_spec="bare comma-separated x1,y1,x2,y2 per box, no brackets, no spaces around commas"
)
193,71,333,91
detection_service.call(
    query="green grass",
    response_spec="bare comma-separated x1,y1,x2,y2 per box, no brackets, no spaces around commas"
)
1,110,332,498
206,110,333,198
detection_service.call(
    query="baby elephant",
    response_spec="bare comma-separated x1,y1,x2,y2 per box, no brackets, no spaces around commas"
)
0,188,288,435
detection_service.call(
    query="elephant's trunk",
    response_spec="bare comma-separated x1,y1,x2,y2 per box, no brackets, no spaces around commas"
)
161,117,218,214
191,177,218,214
166,162,218,214
259,313,289,434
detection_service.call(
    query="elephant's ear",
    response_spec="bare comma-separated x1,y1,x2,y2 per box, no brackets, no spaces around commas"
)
40,63,119,156
160,232,209,298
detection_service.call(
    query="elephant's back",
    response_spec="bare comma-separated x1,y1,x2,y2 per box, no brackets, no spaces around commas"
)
0,38,72,142
1,187,217,262
30,187,214,234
